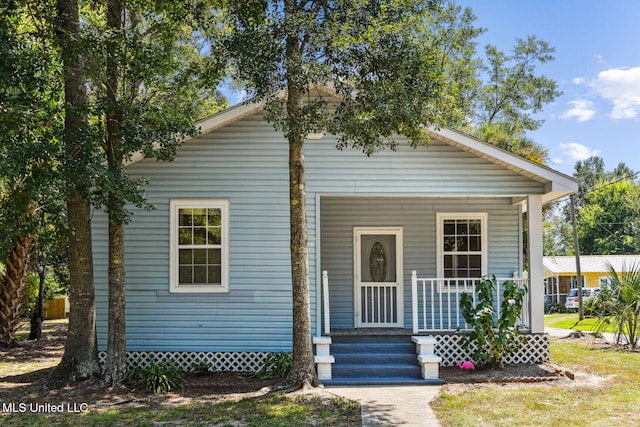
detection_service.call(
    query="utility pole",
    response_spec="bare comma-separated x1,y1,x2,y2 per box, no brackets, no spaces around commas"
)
570,194,584,320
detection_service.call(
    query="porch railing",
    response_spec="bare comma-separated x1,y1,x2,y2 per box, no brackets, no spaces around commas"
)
411,271,530,333
319,271,530,335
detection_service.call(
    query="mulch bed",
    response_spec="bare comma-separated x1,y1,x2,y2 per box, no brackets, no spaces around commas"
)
439,362,570,384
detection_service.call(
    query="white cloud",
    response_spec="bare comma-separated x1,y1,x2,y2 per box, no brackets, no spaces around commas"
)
560,100,596,122
590,67,640,119
559,142,600,163
572,77,586,85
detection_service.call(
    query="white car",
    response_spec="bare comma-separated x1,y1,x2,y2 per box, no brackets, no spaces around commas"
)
565,288,601,311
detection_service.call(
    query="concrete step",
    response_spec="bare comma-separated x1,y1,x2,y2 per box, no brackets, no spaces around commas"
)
333,363,422,378
324,334,439,385
331,335,413,344
324,376,444,386
331,342,416,354
333,352,417,365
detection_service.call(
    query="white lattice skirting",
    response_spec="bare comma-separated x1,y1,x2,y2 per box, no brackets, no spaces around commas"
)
97,351,270,372
98,334,548,372
434,333,550,367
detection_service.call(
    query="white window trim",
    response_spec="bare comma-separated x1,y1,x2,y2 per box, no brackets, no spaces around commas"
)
170,200,230,293
436,212,488,292
598,275,613,288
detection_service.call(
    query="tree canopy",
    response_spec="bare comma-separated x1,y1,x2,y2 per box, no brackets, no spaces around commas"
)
544,156,640,256
475,35,561,132
578,177,640,255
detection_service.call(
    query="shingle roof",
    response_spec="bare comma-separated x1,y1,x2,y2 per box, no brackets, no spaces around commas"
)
543,255,640,274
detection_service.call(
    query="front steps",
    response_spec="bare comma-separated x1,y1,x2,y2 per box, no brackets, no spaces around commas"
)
319,335,444,386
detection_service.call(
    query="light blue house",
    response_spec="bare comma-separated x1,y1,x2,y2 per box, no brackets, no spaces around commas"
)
93,90,578,382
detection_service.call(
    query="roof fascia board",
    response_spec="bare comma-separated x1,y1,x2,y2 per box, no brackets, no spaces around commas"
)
428,126,578,197
126,96,269,166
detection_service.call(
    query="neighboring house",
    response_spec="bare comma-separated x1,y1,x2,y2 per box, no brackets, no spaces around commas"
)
92,91,578,383
544,254,640,304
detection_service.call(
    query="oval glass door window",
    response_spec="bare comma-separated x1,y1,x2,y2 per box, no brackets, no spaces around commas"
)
369,241,387,282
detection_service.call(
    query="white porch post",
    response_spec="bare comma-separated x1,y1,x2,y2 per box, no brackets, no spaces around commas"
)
528,194,544,333
412,271,418,333
322,271,330,335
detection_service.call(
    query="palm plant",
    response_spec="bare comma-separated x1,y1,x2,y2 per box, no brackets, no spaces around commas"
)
595,263,640,349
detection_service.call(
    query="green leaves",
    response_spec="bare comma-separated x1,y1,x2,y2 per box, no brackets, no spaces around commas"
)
578,177,640,255
253,352,292,380
124,359,185,393
459,275,526,369
594,263,640,349
220,0,457,153
80,1,228,223
478,35,561,132
0,0,66,256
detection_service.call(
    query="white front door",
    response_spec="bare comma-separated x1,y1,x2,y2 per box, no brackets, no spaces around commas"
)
354,227,403,328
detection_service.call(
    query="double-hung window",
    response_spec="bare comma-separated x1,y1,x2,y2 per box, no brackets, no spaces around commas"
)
170,200,229,293
436,213,488,291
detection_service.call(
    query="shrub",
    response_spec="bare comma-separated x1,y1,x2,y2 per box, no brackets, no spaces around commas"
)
584,297,600,316
253,352,292,379
459,275,526,369
189,361,212,374
124,359,185,393
595,263,640,349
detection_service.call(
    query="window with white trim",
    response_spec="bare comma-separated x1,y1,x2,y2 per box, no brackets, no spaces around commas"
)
170,200,229,293
599,276,612,289
436,213,488,290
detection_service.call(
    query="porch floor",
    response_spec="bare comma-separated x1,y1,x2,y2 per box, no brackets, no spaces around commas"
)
329,328,414,336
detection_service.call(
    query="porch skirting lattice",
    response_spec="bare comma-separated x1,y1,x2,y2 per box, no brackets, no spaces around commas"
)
97,334,549,372
435,333,550,366
97,351,270,372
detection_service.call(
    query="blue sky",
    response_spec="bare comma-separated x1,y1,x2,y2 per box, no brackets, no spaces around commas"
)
222,1,640,177
463,0,640,176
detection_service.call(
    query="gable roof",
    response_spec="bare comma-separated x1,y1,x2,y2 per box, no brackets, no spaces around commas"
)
544,255,640,274
128,86,578,204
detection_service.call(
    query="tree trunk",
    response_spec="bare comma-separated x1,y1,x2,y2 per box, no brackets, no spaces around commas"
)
283,3,319,388
46,190,100,387
105,216,126,386
286,139,318,388
44,0,100,388
0,234,35,344
28,260,46,340
103,0,127,388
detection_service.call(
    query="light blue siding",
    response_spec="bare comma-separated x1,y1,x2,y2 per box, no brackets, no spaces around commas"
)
95,113,295,352
319,197,521,329
93,110,541,352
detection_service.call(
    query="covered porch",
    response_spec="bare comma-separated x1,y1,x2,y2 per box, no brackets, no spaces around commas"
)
313,194,548,383
316,194,545,336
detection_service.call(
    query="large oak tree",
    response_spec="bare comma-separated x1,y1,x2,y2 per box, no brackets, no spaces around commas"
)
217,0,459,388
46,0,102,387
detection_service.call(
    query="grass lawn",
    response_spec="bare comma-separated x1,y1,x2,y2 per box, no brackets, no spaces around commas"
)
1,394,360,427
544,312,616,332
432,338,640,427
